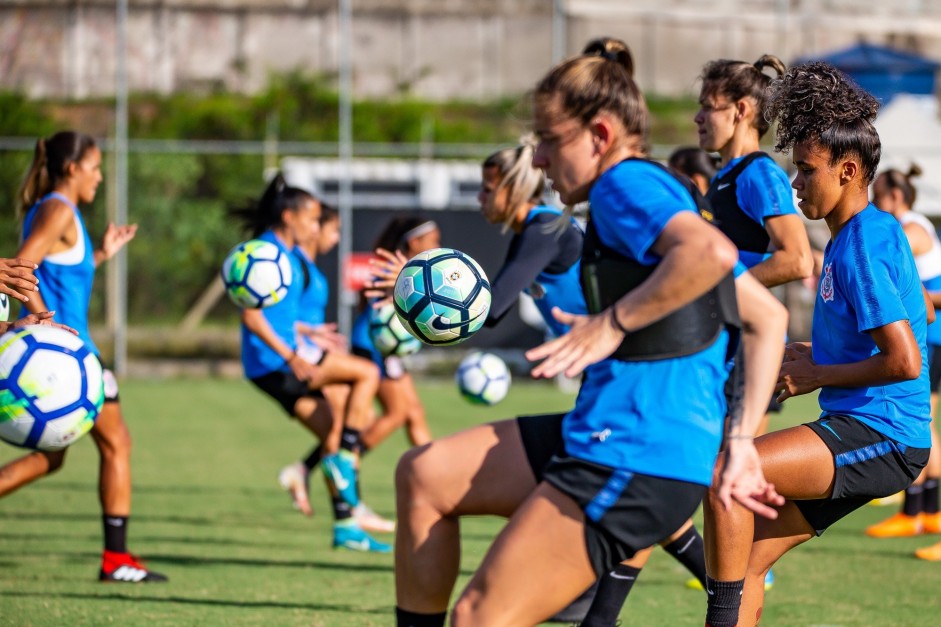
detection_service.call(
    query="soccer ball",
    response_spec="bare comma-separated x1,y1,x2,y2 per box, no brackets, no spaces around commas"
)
456,351,511,405
369,303,421,357
0,294,8,322
221,239,293,308
0,325,104,451
393,248,491,346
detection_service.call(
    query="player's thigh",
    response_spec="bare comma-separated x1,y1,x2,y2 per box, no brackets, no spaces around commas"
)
397,418,537,518
754,425,835,499
314,351,378,387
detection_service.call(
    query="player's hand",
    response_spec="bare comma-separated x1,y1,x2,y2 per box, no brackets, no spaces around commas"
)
8,311,79,335
525,307,624,379
304,323,347,353
776,345,820,402
288,352,319,383
363,248,408,305
100,223,138,260
0,257,39,303
717,439,784,519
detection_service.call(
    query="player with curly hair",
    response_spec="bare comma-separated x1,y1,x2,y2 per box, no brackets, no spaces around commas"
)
702,62,932,627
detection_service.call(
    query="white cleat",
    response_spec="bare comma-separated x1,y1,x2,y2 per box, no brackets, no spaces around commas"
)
278,462,313,516
353,503,395,533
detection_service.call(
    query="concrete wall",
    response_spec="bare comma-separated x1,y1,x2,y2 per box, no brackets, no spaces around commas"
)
1,0,940,99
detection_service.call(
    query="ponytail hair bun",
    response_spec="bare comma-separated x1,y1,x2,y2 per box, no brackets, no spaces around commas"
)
581,37,634,78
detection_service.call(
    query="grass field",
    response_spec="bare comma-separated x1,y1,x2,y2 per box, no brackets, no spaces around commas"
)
0,377,939,626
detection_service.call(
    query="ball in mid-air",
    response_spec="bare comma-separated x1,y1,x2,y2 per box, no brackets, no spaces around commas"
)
393,248,491,346
456,351,511,405
0,325,104,451
221,239,293,309
369,302,422,357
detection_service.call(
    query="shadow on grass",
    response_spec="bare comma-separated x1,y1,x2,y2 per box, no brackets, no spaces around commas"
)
0,531,309,550
27,481,275,496
0,589,389,614
0,510,288,529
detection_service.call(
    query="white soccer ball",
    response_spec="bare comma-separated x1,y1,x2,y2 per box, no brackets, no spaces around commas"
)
0,293,9,322
0,325,104,451
369,303,421,357
220,239,293,309
456,351,511,405
393,248,491,346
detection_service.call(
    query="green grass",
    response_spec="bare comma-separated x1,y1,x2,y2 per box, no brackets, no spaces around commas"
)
0,378,938,626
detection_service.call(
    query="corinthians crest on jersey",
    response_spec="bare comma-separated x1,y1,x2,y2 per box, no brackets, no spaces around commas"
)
820,262,835,303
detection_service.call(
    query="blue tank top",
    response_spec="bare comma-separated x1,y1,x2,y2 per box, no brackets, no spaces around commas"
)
522,206,587,337
21,192,98,354
240,230,304,379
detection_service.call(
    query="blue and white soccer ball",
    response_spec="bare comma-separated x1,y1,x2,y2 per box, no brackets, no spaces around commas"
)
0,325,104,451
456,351,511,405
221,239,293,309
0,293,9,322
393,248,491,346
369,303,422,357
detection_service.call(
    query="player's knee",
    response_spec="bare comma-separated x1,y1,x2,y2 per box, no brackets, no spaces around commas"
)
44,449,67,474
395,443,434,499
450,590,483,627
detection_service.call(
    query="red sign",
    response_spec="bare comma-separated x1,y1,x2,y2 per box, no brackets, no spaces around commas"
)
343,252,376,292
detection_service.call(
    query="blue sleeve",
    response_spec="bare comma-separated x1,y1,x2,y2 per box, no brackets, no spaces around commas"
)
735,158,797,226
589,162,698,265
732,261,747,279
840,228,908,333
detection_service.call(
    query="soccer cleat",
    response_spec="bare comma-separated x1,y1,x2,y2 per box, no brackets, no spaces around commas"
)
353,503,395,533
921,512,941,534
915,540,941,561
868,491,904,507
332,520,391,553
764,568,774,591
277,462,313,516
865,512,923,538
99,550,168,583
322,450,360,507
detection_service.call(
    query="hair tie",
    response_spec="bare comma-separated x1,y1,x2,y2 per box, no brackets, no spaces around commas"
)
601,50,619,62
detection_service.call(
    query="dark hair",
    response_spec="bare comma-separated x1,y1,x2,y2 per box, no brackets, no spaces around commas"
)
879,164,923,207
668,147,718,181
372,215,435,253
534,37,648,148
319,202,339,226
18,131,97,216
231,173,316,237
700,55,787,138
765,61,881,183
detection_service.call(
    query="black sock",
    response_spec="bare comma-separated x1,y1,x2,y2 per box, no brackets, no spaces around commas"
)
395,607,446,627
925,478,939,515
903,484,925,516
341,427,362,454
704,577,744,627
581,564,641,627
663,525,707,588
303,444,323,473
333,496,353,521
103,515,128,553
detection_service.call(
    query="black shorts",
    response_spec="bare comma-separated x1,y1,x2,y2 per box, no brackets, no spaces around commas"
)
517,413,707,577
929,345,941,393
249,370,324,416
96,356,120,403
795,414,929,535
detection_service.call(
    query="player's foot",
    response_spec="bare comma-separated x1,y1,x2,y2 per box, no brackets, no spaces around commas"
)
764,568,774,591
332,520,391,553
865,512,923,538
915,540,941,561
278,462,313,516
685,577,704,590
99,550,168,583
353,503,395,533
921,512,941,534
321,450,359,507
868,491,904,507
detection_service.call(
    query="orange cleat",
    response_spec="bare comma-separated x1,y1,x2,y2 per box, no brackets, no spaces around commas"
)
921,512,941,535
865,512,923,538
915,541,941,561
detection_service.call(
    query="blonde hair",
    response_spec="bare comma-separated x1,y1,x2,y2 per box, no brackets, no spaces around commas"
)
482,135,545,232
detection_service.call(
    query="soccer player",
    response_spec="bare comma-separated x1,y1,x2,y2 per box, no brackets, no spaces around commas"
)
0,131,167,582
703,62,931,627
393,38,786,626
234,174,388,553
668,146,718,196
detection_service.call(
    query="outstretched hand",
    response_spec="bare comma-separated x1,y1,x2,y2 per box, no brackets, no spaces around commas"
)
3,311,78,335
717,440,784,519
363,248,409,306
100,223,138,261
525,308,625,379
0,257,39,303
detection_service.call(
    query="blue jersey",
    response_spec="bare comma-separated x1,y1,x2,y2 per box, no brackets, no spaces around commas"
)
813,205,931,448
21,193,98,354
924,274,941,347
240,230,304,379
715,154,796,268
295,247,329,353
563,160,732,486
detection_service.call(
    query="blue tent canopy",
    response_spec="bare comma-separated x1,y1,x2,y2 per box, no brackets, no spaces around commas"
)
795,43,939,105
